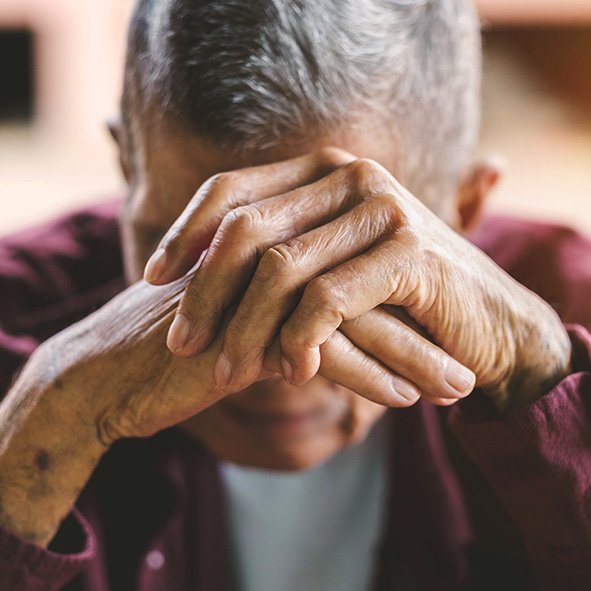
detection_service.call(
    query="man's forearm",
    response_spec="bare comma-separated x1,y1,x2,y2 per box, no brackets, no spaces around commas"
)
0,339,107,547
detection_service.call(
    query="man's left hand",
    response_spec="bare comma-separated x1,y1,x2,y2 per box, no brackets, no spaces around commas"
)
144,148,571,413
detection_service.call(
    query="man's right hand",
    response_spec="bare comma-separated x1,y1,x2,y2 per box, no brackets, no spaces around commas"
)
77,275,257,443
0,275,240,547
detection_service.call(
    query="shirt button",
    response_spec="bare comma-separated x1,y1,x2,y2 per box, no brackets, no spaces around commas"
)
146,549,165,570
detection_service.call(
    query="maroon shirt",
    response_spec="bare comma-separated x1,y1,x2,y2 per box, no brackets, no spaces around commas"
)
0,201,590,591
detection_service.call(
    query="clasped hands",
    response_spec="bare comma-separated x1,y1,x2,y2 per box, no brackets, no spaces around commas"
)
144,148,571,414
0,147,570,549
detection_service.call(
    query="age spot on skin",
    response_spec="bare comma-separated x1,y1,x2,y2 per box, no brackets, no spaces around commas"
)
54,379,64,389
34,450,50,471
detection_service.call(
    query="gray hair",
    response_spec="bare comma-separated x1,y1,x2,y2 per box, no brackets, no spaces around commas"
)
123,0,481,208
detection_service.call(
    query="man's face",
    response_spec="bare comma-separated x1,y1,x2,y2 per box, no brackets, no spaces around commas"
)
118,119,416,471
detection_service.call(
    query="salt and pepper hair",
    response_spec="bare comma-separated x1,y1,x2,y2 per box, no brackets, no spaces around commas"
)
123,0,481,207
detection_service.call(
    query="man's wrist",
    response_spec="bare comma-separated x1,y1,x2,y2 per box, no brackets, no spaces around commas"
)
0,339,107,546
487,306,572,415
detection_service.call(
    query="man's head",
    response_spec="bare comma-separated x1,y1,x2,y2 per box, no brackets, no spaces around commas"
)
119,0,482,211
113,0,489,470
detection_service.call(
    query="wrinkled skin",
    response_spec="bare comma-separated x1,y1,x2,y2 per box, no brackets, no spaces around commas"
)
144,146,571,417
116,133,483,471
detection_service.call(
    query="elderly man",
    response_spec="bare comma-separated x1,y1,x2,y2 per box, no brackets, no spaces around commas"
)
1,0,590,589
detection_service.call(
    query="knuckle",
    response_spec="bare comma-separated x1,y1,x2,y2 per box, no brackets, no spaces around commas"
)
315,146,355,170
368,193,401,230
303,275,345,319
346,158,383,185
258,244,299,280
220,204,265,239
345,158,397,200
200,171,237,200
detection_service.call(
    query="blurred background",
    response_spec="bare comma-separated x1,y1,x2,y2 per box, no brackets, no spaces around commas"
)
0,0,589,236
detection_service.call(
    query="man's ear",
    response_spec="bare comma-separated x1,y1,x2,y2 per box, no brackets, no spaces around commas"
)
105,115,133,185
456,155,506,233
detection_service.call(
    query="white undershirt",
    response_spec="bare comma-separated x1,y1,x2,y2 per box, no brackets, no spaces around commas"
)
219,418,388,591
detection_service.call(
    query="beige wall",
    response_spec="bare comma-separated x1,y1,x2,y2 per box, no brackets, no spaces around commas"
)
1,0,130,137
0,0,131,234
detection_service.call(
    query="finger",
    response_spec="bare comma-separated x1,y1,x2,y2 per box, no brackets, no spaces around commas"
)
262,337,282,374
316,330,421,407
339,307,475,400
213,196,400,392
166,160,382,356
279,234,414,385
265,327,455,407
145,148,355,284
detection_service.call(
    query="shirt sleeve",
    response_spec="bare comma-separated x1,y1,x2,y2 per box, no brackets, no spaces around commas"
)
0,200,124,400
0,508,96,591
448,324,591,590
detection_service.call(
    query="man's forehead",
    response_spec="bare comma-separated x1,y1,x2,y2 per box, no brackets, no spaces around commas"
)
134,115,401,216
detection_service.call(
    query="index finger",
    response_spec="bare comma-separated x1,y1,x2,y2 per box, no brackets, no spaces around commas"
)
144,147,355,284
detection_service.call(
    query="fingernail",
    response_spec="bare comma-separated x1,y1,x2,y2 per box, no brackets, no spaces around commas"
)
215,352,233,389
392,379,420,404
281,357,294,384
167,314,190,352
144,248,167,283
444,359,476,395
